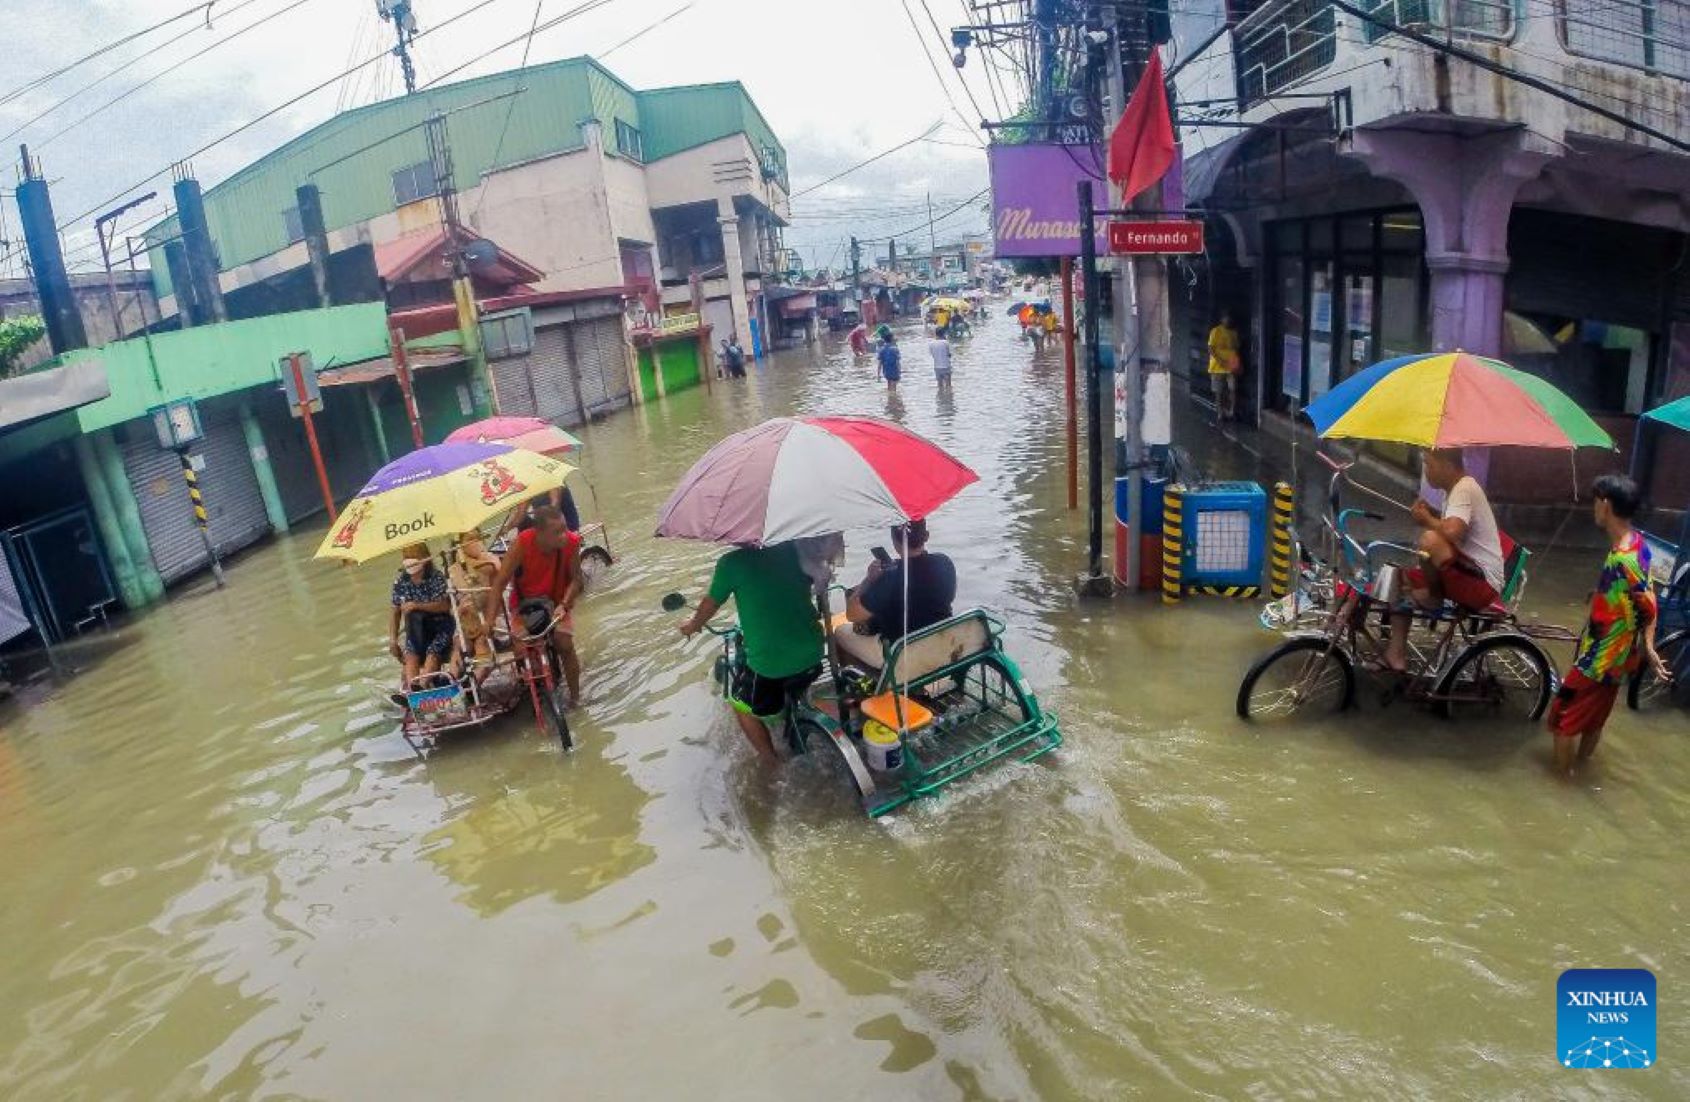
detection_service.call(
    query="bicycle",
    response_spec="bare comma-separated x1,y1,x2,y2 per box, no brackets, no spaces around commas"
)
1238,452,1562,723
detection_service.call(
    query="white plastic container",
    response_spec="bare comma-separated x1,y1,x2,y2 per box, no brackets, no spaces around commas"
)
862,720,904,773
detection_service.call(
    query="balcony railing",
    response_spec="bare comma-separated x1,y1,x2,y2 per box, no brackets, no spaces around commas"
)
1558,0,1690,80
1232,0,1690,109
1361,0,1514,42
1237,0,1338,106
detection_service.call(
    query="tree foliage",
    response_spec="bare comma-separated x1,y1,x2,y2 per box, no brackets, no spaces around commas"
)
0,315,47,376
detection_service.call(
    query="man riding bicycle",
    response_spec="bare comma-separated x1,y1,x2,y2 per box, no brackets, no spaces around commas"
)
1385,448,1505,671
677,541,824,766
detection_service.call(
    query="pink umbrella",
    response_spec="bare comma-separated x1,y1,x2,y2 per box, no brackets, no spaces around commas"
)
656,416,977,546
446,416,582,456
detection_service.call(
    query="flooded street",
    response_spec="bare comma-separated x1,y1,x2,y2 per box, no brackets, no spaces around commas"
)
3,318,1687,1099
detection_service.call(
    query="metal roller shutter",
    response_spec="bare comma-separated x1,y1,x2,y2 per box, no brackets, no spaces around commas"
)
528,326,583,425
577,318,631,416
120,401,268,584
492,354,538,417
257,390,382,525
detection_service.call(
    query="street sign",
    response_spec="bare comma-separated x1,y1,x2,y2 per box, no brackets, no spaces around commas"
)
149,398,203,448
280,352,323,416
1108,220,1204,255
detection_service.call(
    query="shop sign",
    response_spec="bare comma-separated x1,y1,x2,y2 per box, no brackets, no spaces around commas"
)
987,143,1106,259
1107,220,1204,255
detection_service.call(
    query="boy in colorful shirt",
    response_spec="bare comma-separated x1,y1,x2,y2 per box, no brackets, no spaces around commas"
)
1548,475,1669,777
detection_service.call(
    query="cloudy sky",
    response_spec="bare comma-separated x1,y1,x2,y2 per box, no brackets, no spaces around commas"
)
1,0,1015,278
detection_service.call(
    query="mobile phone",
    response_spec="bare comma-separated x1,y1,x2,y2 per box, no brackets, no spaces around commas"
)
870,546,892,566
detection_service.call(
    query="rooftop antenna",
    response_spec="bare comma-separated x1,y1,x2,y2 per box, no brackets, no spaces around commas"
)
377,0,420,94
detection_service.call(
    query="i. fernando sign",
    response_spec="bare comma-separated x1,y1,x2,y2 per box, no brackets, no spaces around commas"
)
988,143,1107,259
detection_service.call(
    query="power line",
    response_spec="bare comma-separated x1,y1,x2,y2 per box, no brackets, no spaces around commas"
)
601,1,697,58
0,0,272,145
420,0,621,89
54,0,513,234
34,0,330,150
789,121,945,199
855,187,990,245
919,0,994,128
471,0,550,221
0,1,218,109
899,0,986,142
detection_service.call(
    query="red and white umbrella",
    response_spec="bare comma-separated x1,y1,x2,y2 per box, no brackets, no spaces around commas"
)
656,416,977,546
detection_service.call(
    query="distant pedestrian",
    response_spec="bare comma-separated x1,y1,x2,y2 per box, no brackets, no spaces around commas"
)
1207,310,1241,422
722,336,747,379
927,326,953,394
876,331,901,391
1548,474,1668,778
848,322,870,357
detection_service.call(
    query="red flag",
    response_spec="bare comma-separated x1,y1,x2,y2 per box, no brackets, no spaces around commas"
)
1106,49,1176,204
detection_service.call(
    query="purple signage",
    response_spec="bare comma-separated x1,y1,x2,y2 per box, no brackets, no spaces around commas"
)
988,143,1107,259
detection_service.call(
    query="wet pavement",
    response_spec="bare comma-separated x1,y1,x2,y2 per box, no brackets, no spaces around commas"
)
2,316,1687,1099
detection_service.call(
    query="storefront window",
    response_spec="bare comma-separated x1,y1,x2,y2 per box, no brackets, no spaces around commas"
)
1379,252,1423,361
1277,255,1305,402
1504,312,1653,414
1308,264,1335,397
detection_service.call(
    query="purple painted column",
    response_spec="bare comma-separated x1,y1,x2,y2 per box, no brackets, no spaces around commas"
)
1348,129,1556,358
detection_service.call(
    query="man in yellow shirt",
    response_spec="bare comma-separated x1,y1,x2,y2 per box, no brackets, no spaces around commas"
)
1207,311,1241,422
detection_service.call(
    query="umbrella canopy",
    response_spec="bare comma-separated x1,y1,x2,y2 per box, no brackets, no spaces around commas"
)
446,415,582,456
656,416,977,546
1306,351,1613,451
928,296,971,314
1642,394,1690,434
315,442,574,563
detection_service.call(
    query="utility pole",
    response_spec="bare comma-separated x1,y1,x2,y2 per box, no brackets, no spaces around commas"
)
1036,0,1058,139
377,0,420,95
1078,180,1107,593
94,192,156,343
927,191,937,252
425,110,496,416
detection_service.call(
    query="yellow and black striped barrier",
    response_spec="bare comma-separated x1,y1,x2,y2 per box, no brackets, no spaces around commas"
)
178,449,227,587
1269,480,1295,599
179,451,209,530
1161,484,1183,605
1195,584,1261,599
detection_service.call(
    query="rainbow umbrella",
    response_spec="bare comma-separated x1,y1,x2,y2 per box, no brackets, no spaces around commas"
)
314,442,573,564
446,415,582,456
656,416,977,546
1306,351,1613,450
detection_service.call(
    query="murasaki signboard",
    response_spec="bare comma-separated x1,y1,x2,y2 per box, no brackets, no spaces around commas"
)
988,143,1106,259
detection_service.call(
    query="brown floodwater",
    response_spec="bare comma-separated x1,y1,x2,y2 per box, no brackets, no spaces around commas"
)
2,317,1686,1099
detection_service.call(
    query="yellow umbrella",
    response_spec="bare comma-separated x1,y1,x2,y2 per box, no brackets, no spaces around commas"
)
314,442,574,564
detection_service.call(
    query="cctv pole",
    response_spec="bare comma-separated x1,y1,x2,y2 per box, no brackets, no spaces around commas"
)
291,352,337,519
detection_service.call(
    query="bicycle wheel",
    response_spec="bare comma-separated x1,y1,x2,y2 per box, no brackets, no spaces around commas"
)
1436,635,1552,722
1236,637,1355,722
539,685,572,750
578,546,613,587
1628,629,1688,712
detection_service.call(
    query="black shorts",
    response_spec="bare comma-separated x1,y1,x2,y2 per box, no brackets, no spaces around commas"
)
403,611,455,659
731,664,821,719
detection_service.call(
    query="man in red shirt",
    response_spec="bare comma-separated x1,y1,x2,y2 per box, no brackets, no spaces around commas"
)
485,506,582,705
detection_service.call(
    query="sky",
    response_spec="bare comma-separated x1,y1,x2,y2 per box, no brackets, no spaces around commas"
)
0,0,1016,279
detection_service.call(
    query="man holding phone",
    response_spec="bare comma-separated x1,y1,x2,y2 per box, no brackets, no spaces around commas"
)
837,520,957,665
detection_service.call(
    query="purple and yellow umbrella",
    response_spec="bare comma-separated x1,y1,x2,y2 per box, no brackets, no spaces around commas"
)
313,442,573,564
1306,351,1613,451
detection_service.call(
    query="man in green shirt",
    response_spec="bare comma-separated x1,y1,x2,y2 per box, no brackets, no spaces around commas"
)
678,542,825,765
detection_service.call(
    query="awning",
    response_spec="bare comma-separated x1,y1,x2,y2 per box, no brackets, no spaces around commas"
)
0,357,112,433
316,346,467,388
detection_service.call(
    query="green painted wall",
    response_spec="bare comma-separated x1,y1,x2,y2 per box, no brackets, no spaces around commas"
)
637,338,702,402
60,303,391,433
638,84,787,187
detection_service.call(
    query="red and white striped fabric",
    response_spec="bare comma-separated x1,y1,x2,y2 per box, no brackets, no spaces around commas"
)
656,416,977,546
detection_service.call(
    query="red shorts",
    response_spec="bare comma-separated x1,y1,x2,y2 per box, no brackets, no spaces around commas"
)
1406,558,1498,612
1546,669,1620,738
